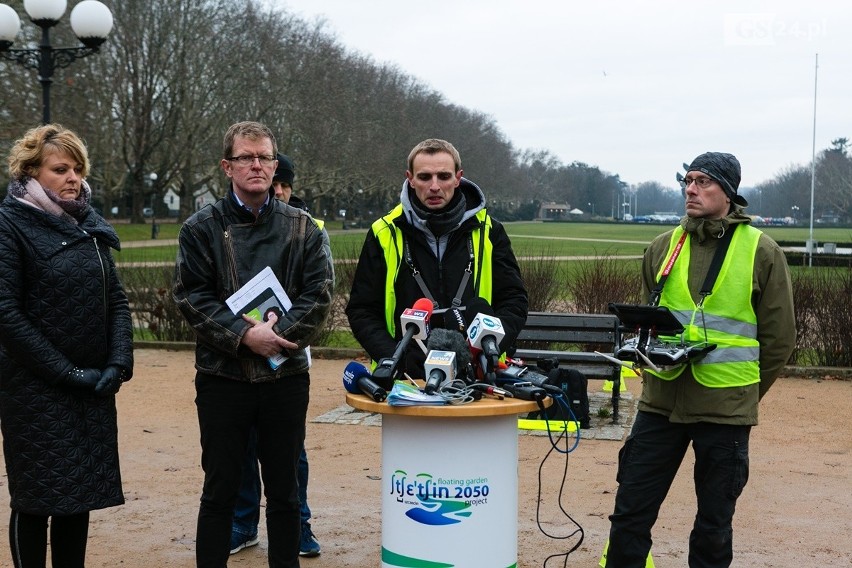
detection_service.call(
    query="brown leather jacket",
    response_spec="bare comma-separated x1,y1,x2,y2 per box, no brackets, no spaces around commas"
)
173,187,334,382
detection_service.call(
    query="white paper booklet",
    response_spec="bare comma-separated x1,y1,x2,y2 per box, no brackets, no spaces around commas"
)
386,381,447,406
226,266,292,369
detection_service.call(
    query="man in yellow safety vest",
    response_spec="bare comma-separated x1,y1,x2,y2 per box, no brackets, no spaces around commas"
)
605,152,796,567
345,138,528,379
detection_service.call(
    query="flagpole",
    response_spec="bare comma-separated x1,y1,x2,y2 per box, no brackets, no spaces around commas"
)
808,53,818,267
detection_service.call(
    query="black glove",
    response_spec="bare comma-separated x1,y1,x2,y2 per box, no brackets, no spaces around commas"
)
402,348,427,381
61,367,100,390
95,365,125,396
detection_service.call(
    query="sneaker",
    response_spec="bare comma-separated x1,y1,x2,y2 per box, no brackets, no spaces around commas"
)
229,532,260,555
299,524,321,557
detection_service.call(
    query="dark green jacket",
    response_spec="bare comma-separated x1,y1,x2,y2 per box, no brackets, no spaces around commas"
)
638,212,796,425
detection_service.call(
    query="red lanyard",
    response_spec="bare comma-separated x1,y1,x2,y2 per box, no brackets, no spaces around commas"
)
660,232,688,278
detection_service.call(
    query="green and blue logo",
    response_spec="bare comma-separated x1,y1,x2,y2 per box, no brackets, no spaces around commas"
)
389,470,490,526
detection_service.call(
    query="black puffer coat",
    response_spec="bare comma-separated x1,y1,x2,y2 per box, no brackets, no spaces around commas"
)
0,192,134,515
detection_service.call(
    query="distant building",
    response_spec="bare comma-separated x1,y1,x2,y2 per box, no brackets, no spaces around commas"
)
538,202,571,220
817,214,841,224
194,186,218,211
163,188,180,217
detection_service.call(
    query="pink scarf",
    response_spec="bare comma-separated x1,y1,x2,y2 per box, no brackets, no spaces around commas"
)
9,177,92,224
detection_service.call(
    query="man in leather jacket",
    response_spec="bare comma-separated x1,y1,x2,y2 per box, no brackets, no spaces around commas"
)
229,152,324,559
173,121,333,568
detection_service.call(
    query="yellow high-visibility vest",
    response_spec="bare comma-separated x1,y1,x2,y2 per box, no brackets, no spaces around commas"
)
371,205,493,337
647,225,761,388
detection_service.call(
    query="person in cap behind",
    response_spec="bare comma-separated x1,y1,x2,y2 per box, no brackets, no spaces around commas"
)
272,152,313,215
605,152,796,567
229,151,323,559
271,153,295,202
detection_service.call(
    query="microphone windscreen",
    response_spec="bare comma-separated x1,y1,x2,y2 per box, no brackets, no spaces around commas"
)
342,361,372,394
412,297,434,319
444,307,467,334
427,328,472,371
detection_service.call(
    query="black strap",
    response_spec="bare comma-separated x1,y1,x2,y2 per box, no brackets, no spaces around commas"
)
403,236,437,305
451,233,476,308
402,231,475,309
649,224,736,306
698,224,736,301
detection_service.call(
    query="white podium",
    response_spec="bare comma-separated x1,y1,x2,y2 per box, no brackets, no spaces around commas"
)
347,393,544,568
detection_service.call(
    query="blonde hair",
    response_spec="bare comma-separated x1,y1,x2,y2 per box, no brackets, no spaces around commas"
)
7,124,90,180
407,138,461,173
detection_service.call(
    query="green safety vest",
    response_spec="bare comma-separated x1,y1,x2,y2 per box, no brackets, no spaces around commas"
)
371,204,493,337
647,225,761,388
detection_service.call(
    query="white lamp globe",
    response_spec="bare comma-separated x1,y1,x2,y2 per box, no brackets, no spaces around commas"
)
23,0,67,24
0,5,23,44
70,1,113,47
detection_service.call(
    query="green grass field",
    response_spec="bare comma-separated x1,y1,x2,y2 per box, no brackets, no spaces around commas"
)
110,220,851,264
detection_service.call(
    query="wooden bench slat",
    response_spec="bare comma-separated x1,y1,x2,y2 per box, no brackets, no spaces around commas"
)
511,311,623,422
517,331,615,343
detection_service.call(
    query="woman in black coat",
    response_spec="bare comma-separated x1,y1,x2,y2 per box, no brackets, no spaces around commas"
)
0,124,134,567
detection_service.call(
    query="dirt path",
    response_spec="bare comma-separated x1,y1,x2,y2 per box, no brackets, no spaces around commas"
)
1,349,850,566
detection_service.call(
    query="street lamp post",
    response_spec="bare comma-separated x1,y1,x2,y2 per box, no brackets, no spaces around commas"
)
147,172,159,239
0,1,114,124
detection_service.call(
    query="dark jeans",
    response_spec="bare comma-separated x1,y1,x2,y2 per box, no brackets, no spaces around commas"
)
195,372,308,568
9,510,89,568
607,411,750,568
232,431,312,538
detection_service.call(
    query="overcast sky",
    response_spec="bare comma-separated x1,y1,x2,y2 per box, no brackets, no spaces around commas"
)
268,0,851,189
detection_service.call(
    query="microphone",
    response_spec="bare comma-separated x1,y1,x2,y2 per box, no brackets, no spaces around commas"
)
466,298,505,374
424,350,456,394
427,328,472,382
342,361,387,402
372,298,433,386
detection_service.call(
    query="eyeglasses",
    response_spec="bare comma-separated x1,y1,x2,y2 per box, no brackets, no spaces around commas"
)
227,155,276,167
681,176,716,190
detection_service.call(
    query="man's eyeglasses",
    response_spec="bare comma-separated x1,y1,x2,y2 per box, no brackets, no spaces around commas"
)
227,155,276,167
681,176,716,190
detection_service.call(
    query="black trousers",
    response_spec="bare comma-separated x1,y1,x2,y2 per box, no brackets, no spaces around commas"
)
194,372,308,568
607,411,750,568
9,510,89,568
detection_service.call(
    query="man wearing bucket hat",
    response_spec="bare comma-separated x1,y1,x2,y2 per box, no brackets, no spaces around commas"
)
605,152,796,567
230,152,324,559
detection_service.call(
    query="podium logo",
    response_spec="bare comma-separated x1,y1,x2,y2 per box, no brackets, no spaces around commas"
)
389,470,490,526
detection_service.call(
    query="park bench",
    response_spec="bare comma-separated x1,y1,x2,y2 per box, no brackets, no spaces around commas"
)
510,312,624,423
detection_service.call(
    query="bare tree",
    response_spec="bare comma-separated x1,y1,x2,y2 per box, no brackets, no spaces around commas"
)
816,138,852,222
